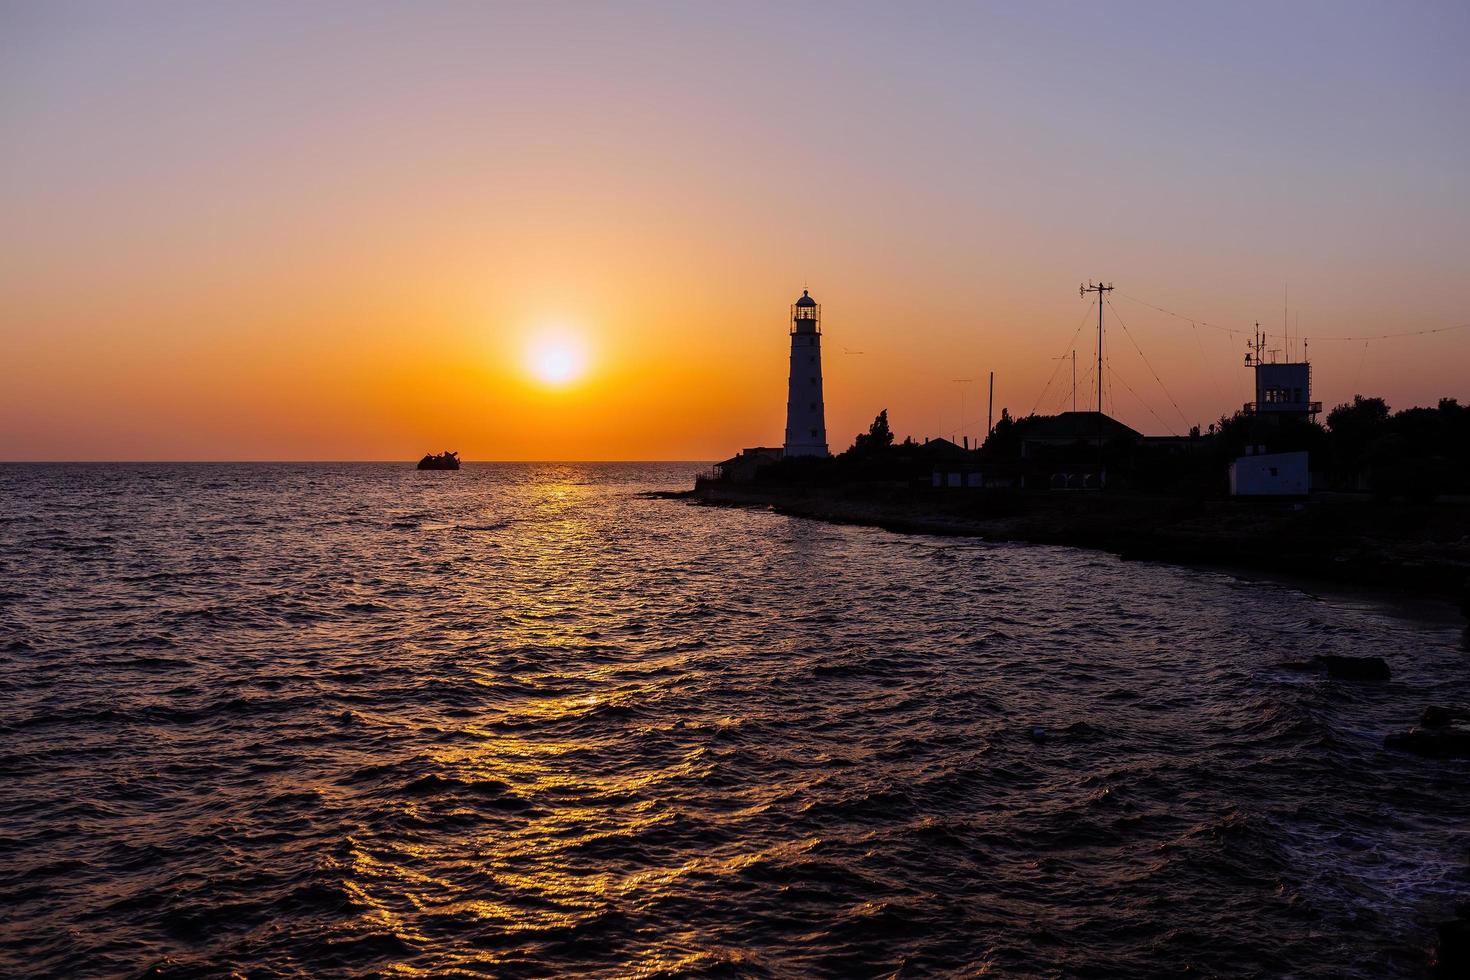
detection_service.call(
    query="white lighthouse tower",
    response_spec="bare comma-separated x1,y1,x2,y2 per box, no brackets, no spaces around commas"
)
784,289,829,457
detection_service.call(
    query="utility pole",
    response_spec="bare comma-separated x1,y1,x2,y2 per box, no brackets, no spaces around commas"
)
987,371,994,439
1079,281,1114,486
1071,350,1076,413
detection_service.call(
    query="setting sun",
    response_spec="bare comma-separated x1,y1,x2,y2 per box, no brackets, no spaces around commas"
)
525,332,588,387
5,5,1470,979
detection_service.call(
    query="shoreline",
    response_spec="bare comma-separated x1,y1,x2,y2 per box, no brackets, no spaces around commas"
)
672,482,1470,618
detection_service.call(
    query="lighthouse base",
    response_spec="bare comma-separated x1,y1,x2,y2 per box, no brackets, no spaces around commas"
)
782,444,829,458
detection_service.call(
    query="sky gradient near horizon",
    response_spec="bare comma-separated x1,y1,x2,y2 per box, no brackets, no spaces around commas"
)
3,0,1468,460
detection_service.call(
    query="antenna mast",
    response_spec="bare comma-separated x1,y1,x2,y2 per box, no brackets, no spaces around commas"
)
1080,281,1114,417
1079,280,1114,487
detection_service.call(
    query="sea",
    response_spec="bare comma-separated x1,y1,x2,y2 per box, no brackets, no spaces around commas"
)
2,462,1468,978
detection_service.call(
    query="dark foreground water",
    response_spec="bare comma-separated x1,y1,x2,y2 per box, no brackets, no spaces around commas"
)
2,463,1468,978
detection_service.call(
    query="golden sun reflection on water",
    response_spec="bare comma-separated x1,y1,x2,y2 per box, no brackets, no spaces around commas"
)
294,467,802,974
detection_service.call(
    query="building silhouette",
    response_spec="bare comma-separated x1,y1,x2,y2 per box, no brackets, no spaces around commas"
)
1243,324,1320,422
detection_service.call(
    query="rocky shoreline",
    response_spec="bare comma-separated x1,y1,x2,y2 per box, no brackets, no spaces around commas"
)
677,481,1470,611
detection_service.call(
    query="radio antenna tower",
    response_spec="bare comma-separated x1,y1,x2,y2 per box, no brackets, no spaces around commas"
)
1079,281,1113,417
1079,280,1114,466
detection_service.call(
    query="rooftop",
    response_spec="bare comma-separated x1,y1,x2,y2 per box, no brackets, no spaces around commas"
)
1022,411,1144,444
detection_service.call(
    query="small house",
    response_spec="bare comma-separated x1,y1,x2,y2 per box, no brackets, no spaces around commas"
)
711,447,784,483
1229,449,1309,497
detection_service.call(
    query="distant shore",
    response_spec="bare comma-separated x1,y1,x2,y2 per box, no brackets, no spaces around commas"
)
672,481,1470,613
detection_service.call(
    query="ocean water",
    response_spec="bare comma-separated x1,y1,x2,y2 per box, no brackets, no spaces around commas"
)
1,462,1468,978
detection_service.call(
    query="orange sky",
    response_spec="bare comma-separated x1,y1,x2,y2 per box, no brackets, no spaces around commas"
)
3,2,1467,460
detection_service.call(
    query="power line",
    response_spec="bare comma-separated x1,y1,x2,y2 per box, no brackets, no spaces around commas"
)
1107,357,1178,436
1118,290,1470,344
1189,313,1227,406
1106,300,1192,431
1117,291,1249,337
1029,299,1094,416
1297,323,1470,342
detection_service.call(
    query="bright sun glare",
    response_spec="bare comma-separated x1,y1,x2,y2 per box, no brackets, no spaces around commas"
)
525,333,588,387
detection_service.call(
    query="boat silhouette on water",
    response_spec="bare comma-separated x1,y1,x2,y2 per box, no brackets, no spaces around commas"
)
416,451,460,471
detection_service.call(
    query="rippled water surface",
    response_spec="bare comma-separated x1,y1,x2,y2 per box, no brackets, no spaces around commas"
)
3,462,1469,978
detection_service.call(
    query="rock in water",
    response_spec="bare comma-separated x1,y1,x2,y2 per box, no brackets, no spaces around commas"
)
1277,655,1391,681
1278,660,1319,673
1385,727,1470,758
1385,705,1470,759
416,451,460,471
1422,705,1470,728
1434,904,1470,977
1317,655,1391,681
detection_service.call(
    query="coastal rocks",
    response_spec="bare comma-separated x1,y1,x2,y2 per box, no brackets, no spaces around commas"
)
1433,903,1470,978
1385,727,1470,758
1422,705,1470,727
1320,655,1392,681
1279,655,1392,682
1384,706,1470,759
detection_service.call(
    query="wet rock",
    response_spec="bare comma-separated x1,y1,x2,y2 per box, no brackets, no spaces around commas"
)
1278,655,1391,681
1421,705,1470,728
1375,719,1470,758
1278,660,1319,673
1318,655,1391,681
1433,903,1470,978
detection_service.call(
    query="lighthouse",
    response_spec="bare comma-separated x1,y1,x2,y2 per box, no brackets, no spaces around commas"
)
784,289,829,457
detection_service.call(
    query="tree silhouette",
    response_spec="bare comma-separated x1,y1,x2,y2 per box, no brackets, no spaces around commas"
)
850,409,894,455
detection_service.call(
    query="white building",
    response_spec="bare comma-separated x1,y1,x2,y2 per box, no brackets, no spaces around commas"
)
783,289,829,457
1230,449,1309,497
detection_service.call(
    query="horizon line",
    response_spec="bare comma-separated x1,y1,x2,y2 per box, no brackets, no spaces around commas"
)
0,459,717,465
